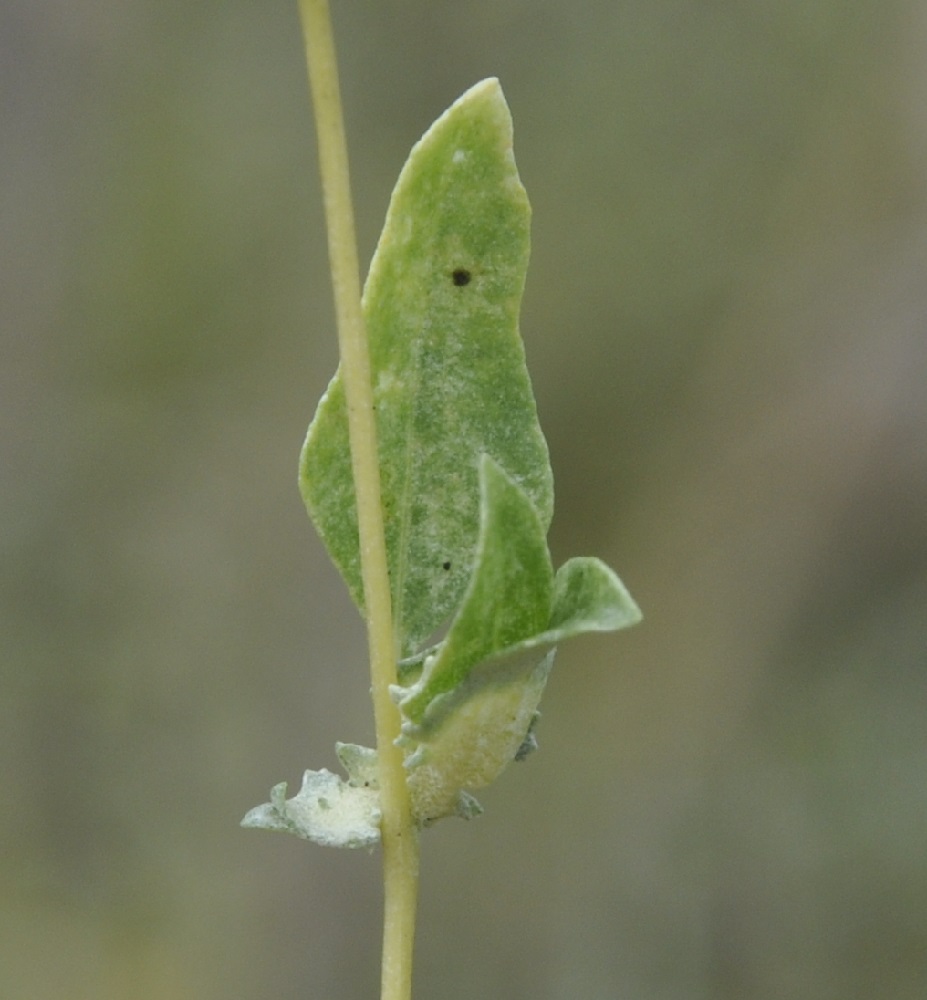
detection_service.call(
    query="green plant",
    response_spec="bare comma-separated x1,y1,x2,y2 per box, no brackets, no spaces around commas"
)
242,3,641,998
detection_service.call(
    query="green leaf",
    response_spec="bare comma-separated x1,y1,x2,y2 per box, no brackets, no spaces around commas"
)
300,78,552,656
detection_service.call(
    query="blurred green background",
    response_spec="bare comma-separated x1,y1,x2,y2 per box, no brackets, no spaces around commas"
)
3,1,926,998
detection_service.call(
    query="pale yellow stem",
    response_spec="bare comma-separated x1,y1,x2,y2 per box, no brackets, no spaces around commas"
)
296,2,419,999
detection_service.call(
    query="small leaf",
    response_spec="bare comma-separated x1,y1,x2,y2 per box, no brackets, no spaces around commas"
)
301,79,551,656
385,461,640,826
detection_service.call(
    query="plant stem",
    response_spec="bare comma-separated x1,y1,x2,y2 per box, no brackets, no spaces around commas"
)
297,2,419,999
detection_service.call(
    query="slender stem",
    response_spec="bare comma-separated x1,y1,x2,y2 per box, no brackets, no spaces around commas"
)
296,2,419,999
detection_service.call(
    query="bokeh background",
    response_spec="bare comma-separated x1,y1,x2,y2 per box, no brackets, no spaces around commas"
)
3,1,926,998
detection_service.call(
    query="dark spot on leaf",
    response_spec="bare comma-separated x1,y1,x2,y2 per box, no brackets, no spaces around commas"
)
451,268,471,286
442,560,452,571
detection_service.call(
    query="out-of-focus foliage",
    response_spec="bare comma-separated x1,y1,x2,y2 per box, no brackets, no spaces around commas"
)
2,2,925,998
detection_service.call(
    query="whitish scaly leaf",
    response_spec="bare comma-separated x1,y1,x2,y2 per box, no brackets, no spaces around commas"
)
241,769,380,849
397,454,552,728
300,78,551,656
